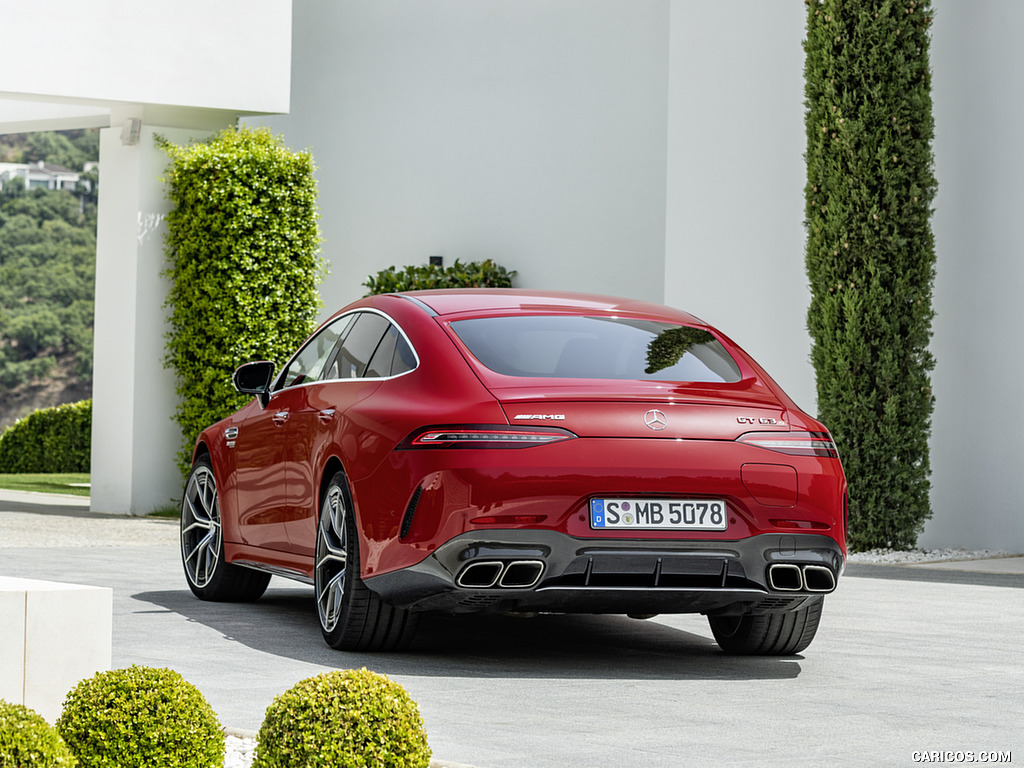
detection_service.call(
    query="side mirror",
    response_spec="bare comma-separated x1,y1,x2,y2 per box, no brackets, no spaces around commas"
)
233,361,276,408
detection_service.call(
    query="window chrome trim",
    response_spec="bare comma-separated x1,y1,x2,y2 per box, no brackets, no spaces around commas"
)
272,307,421,392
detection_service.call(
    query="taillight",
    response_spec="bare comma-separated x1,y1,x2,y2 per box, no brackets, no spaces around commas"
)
737,431,839,459
399,425,577,450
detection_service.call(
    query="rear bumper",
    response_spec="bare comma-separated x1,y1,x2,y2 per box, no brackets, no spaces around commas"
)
364,530,844,616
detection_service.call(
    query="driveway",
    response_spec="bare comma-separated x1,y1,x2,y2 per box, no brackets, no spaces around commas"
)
1,500,1021,767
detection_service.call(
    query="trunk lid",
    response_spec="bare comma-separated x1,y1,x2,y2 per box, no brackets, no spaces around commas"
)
493,382,789,440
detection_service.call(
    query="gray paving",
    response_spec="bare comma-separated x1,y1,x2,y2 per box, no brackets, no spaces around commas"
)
1,496,1022,767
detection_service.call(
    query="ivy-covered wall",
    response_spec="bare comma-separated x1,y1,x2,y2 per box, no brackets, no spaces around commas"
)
804,0,937,549
161,126,323,473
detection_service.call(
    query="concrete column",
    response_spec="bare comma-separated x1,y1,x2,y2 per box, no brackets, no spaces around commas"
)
90,114,223,514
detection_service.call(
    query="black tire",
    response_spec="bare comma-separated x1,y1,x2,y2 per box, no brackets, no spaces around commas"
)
180,456,270,602
315,470,418,651
708,596,823,655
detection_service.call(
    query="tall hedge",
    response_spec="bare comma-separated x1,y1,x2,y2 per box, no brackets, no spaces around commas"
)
0,399,91,473
804,0,937,549
161,126,323,473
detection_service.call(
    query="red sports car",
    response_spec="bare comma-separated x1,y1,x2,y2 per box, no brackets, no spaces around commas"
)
180,289,847,654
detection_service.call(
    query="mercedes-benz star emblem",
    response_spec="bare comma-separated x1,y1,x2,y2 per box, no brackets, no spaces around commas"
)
644,409,668,431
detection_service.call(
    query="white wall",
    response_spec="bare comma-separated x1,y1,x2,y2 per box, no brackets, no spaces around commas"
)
921,3,1024,551
258,0,670,310
0,0,291,113
664,1,814,413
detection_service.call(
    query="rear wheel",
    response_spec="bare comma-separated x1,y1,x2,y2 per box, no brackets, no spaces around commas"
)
708,596,823,655
180,457,270,602
315,470,418,651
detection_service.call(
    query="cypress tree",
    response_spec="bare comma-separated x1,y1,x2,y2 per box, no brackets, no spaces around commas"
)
804,0,937,549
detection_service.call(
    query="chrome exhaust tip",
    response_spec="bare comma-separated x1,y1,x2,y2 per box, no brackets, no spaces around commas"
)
768,563,804,591
498,560,544,589
456,561,504,588
802,565,837,593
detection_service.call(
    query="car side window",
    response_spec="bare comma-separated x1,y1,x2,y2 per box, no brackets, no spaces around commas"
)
321,313,418,380
275,315,354,390
390,332,417,376
365,324,419,378
331,312,391,379
364,324,398,379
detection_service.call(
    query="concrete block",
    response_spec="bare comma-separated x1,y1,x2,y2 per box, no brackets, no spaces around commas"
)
0,576,112,723
0,587,27,702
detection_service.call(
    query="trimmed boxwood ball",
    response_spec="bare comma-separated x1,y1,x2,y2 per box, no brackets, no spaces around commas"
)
0,700,77,767
56,666,224,768
253,669,431,768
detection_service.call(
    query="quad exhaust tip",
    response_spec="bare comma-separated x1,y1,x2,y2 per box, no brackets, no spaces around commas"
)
802,564,837,592
767,563,836,593
456,561,504,588
500,560,545,588
457,560,544,589
768,563,803,591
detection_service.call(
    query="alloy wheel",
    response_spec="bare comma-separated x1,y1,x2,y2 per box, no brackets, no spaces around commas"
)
181,465,222,589
316,483,348,632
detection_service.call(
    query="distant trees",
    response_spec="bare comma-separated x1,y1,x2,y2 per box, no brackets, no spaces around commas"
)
0,131,98,396
1,129,97,170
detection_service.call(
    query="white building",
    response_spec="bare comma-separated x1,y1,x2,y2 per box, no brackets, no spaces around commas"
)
0,160,81,192
0,1,1020,552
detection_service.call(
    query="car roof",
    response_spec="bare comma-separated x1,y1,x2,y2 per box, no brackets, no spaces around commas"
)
394,289,705,325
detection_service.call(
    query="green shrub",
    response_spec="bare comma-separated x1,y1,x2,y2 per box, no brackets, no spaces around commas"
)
0,700,77,768
56,666,224,768
160,125,323,474
363,258,516,296
0,399,91,473
253,669,430,768
804,0,937,549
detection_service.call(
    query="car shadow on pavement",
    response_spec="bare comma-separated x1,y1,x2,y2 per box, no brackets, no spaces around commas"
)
132,584,804,682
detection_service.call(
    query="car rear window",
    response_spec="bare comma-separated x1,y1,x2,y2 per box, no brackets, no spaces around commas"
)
449,315,742,383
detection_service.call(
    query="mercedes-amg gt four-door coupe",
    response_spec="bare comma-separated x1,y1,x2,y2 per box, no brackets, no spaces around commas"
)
180,290,847,654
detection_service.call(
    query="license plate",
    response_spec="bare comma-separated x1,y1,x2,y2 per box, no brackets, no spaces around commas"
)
590,498,728,530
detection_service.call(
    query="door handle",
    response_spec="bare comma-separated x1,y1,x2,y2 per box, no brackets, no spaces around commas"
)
272,411,290,426
318,409,336,424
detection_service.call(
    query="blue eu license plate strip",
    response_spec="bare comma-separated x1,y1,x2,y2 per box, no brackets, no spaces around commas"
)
590,498,728,530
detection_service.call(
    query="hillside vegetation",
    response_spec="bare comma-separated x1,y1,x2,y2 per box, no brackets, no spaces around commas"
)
0,130,98,430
